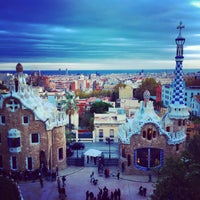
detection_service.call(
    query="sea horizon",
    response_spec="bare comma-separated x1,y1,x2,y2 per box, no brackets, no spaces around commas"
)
0,68,199,76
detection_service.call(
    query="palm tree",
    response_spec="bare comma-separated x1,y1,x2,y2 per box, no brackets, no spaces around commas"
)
61,91,78,134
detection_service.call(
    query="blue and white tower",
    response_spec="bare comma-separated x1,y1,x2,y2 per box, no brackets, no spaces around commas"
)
168,22,189,124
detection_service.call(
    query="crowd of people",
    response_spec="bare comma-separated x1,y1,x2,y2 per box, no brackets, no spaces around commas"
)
86,186,121,200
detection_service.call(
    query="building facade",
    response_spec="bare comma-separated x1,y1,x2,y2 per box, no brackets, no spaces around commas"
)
93,108,126,143
118,22,190,174
119,85,133,99
191,95,200,117
162,84,200,108
0,63,68,173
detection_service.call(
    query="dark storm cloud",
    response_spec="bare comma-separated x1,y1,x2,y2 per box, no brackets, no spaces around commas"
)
0,0,200,69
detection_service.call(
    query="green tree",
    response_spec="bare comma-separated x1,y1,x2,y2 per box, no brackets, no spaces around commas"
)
0,176,21,200
75,89,112,99
111,83,126,102
152,135,200,200
79,111,93,129
89,117,94,131
79,101,113,131
188,134,200,164
90,101,113,114
184,76,200,87
135,78,159,101
61,91,78,133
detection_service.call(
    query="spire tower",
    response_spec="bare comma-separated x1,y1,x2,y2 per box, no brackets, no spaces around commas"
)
168,22,189,119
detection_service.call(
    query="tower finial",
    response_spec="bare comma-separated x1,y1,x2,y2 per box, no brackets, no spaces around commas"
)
177,21,184,37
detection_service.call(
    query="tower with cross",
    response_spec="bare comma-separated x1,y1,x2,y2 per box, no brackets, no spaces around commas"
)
175,21,185,58
167,22,189,128
117,22,191,175
177,21,185,38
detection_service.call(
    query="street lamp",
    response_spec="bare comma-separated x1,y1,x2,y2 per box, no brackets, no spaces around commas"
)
106,137,111,159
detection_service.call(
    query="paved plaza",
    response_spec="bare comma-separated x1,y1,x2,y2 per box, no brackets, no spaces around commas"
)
19,166,156,200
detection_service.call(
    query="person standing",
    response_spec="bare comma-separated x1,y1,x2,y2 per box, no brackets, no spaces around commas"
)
90,172,94,183
62,176,66,187
114,189,118,200
117,170,120,180
148,171,152,182
86,190,90,200
117,188,121,200
62,187,66,197
87,156,89,164
39,177,43,188
57,177,61,190
110,191,114,200
60,187,66,200
56,165,59,176
143,187,147,197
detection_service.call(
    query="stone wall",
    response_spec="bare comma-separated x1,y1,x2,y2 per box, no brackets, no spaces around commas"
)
119,127,186,175
0,96,66,172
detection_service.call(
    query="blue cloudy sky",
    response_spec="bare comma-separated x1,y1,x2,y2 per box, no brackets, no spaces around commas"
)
0,0,200,70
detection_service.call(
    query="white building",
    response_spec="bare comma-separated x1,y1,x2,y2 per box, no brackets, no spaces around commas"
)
191,95,200,117
162,84,200,108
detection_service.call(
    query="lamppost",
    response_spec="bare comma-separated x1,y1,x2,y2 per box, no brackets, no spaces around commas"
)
106,137,111,159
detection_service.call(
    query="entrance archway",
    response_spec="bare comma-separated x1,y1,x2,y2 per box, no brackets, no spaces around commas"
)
39,150,47,173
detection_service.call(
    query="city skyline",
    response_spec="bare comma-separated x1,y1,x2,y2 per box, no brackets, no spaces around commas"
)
0,0,200,70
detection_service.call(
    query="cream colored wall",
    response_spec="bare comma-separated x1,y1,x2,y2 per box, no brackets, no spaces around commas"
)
94,124,120,142
93,108,126,143
119,85,133,99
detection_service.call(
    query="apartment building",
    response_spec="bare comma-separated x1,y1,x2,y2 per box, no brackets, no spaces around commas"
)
93,108,126,142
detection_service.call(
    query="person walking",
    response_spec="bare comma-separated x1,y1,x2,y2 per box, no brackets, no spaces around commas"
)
90,172,94,183
62,175,66,187
39,177,43,188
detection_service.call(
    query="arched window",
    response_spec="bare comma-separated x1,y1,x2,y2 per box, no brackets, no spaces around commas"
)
122,145,126,158
128,154,131,166
153,131,156,138
166,126,170,132
176,144,179,151
142,131,146,138
147,129,152,140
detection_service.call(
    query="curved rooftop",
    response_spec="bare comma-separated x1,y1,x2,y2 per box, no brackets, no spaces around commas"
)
1,64,68,130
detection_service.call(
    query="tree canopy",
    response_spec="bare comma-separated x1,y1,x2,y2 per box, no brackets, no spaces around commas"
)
135,78,159,101
90,101,113,114
61,91,78,131
0,176,21,200
75,89,112,99
79,111,94,130
184,76,200,87
79,101,113,130
111,83,126,102
152,135,200,200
